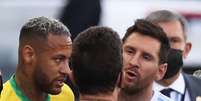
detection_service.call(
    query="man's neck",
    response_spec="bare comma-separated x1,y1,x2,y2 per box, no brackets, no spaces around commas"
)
118,86,153,101
15,65,47,101
157,70,181,86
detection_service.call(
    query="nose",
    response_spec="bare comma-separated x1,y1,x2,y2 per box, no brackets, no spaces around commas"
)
60,62,71,76
128,54,140,68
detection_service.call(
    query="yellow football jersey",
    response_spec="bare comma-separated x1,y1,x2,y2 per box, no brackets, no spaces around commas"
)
0,76,74,101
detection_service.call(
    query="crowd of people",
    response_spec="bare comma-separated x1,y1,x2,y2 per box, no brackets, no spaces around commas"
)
0,10,201,101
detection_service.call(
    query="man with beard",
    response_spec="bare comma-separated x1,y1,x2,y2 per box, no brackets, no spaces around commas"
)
0,17,74,101
146,10,201,101
118,19,172,101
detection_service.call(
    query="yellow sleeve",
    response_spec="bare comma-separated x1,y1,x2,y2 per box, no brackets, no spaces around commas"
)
0,81,21,101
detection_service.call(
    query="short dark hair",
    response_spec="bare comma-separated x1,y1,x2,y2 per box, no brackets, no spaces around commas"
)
19,16,71,45
71,26,122,95
123,19,170,64
145,10,187,40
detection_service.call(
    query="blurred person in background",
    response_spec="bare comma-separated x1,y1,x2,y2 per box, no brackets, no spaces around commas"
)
60,0,101,40
60,1,101,99
71,26,122,101
146,10,201,101
118,19,172,101
0,16,74,101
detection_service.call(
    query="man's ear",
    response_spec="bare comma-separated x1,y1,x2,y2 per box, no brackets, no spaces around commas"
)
155,63,167,81
183,42,192,59
22,45,35,64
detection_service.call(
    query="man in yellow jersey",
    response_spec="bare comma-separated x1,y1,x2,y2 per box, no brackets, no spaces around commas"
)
0,16,74,101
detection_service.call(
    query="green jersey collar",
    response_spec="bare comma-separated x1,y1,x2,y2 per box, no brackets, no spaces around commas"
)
10,75,50,101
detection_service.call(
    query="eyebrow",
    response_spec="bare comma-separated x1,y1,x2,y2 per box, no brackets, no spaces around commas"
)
65,41,72,46
125,45,156,57
124,45,136,51
143,52,154,58
54,54,66,58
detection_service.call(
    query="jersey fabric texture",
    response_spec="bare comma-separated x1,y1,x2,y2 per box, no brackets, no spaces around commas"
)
0,76,74,101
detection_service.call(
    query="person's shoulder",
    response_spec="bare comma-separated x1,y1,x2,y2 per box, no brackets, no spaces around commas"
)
50,84,75,101
2,80,13,94
183,73,201,83
1,80,20,101
62,83,75,97
151,91,174,101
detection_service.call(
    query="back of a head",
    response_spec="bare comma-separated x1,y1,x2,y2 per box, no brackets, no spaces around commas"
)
19,16,71,48
71,26,122,95
123,19,170,64
145,10,188,40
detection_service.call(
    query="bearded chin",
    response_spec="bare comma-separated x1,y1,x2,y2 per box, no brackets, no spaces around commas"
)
33,67,52,94
121,81,145,95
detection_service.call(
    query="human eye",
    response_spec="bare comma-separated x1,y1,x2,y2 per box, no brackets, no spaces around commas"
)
143,53,153,61
55,58,62,63
124,47,135,55
54,56,65,64
126,49,133,54
170,37,181,43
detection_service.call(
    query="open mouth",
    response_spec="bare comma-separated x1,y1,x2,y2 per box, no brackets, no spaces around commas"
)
55,78,65,88
125,68,139,81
